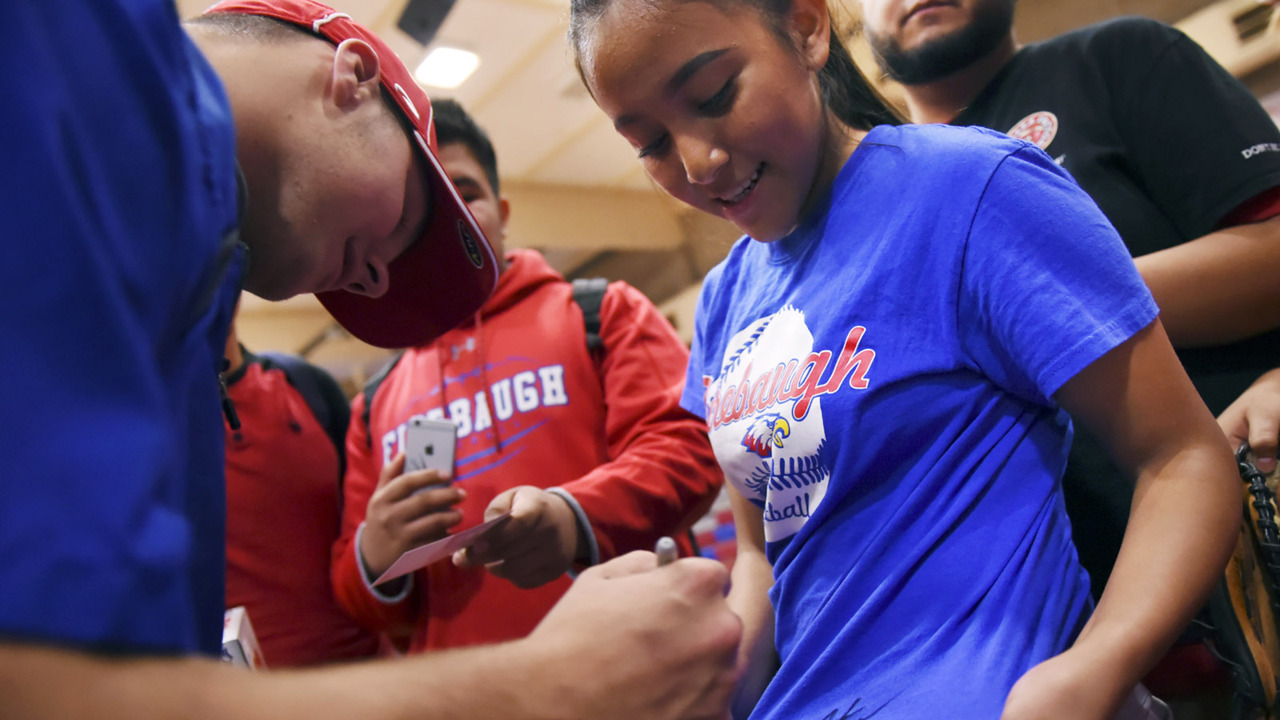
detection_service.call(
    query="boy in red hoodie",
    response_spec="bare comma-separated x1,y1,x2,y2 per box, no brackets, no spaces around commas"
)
332,99,724,651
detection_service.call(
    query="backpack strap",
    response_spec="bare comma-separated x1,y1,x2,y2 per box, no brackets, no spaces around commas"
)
571,277,609,354
360,351,406,451
258,352,351,479
566,278,702,558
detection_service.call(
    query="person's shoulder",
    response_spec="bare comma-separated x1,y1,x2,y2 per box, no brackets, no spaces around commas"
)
866,123,1028,169
696,249,742,305
862,124,1074,210
1046,16,1184,56
362,348,413,398
256,351,340,384
714,234,761,277
601,278,657,312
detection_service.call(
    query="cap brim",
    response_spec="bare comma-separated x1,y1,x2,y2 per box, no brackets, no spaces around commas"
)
316,131,498,349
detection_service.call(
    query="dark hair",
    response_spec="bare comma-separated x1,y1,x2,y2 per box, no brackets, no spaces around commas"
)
431,99,501,197
568,0,902,131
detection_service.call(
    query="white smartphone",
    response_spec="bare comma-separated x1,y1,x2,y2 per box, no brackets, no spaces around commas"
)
403,417,457,474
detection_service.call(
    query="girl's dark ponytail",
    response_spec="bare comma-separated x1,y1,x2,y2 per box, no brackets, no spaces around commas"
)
819,19,903,129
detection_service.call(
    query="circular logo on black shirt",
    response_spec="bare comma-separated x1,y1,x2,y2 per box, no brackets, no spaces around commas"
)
1007,111,1059,151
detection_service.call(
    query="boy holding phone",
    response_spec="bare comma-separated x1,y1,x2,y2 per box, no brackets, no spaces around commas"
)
333,100,724,652
355,418,463,595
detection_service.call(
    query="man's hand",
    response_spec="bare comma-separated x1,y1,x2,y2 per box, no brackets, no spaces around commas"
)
452,486,579,588
522,552,742,720
358,453,465,582
1219,367,1280,473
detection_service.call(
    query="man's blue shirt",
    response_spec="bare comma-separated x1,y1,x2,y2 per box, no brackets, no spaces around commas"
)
0,0,242,656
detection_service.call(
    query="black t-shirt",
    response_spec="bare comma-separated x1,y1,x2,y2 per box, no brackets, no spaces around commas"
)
955,16,1280,415
953,17,1280,597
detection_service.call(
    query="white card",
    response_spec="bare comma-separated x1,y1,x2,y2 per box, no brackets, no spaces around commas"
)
373,512,512,586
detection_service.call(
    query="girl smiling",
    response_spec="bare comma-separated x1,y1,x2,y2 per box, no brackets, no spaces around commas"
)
570,0,1241,717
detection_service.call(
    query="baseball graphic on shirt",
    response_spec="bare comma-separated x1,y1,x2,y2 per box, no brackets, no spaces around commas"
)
705,306,830,543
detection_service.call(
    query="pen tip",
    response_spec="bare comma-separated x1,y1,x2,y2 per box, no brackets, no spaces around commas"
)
655,536,678,565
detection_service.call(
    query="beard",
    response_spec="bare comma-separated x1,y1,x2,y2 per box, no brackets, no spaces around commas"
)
868,0,1016,85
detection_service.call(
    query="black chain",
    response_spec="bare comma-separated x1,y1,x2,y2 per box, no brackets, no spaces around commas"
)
1239,443,1280,619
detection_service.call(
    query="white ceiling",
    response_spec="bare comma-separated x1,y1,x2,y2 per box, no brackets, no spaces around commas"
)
180,0,1232,193
176,0,1253,390
181,0,654,188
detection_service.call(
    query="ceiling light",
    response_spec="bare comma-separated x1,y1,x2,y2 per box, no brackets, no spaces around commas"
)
414,47,480,89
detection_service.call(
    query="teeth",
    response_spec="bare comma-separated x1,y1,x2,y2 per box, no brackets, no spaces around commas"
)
721,166,762,205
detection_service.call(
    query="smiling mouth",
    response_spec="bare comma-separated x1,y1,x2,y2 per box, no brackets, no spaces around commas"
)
716,163,764,206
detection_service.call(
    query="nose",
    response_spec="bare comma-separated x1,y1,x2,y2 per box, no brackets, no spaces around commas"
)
679,135,729,186
346,255,391,299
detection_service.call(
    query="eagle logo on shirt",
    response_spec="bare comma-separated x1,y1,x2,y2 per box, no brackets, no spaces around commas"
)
1007,111,1059,151
741,414,791,458
705,306,835,542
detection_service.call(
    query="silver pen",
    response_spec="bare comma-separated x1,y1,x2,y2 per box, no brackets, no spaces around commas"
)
655,536,678,567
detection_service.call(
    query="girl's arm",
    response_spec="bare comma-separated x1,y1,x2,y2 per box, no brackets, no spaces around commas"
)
726,486,778,719
1002,319,1238,720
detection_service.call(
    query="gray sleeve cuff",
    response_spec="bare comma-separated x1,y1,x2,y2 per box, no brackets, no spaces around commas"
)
355,522,413,603
546,486,600,571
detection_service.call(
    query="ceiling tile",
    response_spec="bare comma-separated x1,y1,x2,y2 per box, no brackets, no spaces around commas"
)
527,113,644,184
419,0,565,105
470,23,615,178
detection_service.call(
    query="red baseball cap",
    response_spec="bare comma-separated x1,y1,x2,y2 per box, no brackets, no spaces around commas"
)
203,0,498,349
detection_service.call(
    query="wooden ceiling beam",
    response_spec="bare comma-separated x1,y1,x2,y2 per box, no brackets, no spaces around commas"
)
502,181,686,251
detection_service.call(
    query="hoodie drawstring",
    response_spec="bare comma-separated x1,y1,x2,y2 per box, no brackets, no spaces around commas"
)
475,311,503,453
439,312,504,458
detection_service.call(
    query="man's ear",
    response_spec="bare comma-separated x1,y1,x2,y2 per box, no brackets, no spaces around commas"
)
330,38,383,111
789,0,832,71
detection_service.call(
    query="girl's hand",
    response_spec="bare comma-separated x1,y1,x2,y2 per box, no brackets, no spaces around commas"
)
1001,649,1129,720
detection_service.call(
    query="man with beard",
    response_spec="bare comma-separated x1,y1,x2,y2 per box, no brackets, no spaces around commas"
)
858,0,1280,714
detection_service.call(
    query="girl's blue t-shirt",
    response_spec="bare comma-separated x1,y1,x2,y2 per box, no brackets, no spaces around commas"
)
682,124,1157,718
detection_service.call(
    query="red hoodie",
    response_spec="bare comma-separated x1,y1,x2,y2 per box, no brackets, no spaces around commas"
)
331,249,722,651
224,354,379,667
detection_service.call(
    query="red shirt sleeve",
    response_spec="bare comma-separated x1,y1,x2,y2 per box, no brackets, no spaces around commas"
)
1217,185,1280,227
559,283,724,560
331,390,422,637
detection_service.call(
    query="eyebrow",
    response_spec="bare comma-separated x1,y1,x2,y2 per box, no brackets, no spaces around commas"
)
450,176,484,194
614,48,730,130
